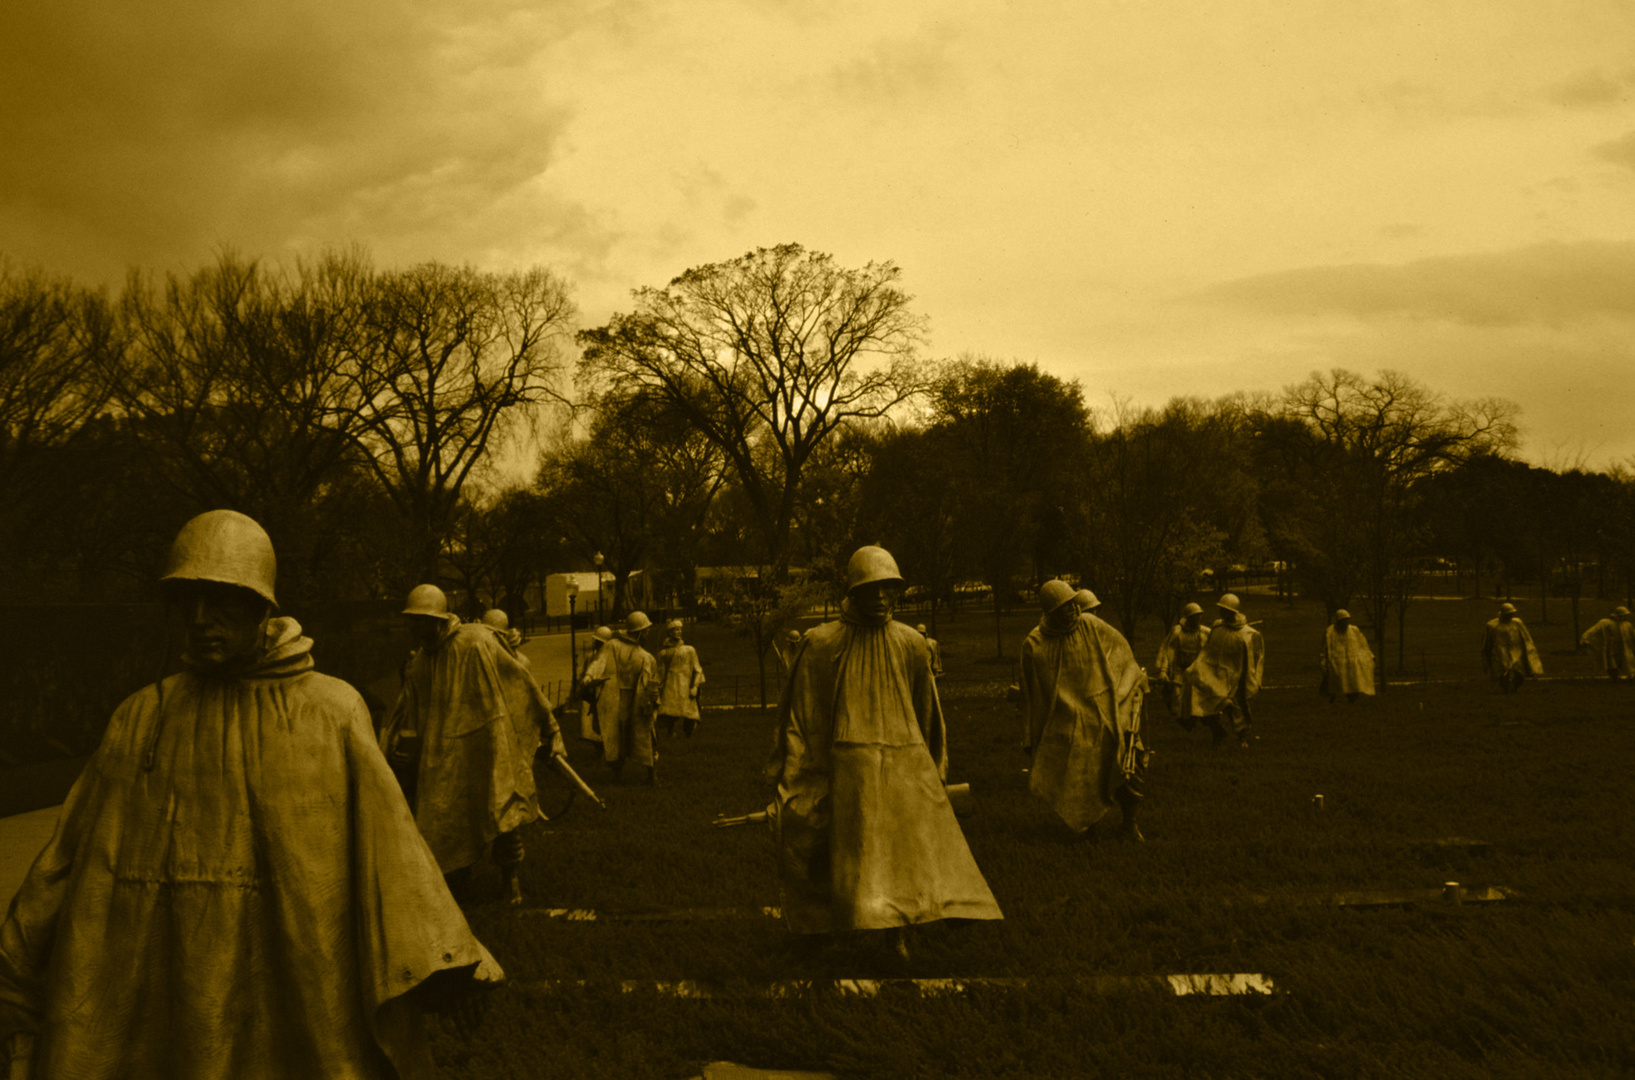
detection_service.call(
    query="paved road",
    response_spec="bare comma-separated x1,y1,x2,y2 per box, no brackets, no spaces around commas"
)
520,630,576,689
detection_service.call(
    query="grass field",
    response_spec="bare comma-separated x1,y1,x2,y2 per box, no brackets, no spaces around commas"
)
429,594,1635,1079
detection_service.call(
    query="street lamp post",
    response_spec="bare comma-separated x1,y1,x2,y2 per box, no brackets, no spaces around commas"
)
593,551,605,624
566,581,580,683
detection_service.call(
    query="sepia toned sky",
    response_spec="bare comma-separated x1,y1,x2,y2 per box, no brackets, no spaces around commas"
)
5,0,1635,466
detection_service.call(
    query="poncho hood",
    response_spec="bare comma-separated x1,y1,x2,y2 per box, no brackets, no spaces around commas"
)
181,615,315,679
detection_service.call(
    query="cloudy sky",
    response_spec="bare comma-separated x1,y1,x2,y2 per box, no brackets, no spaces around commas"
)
5,0,1635,466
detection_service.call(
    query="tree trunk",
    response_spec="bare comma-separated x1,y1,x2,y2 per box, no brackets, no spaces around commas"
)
1397,597,1408,673
1371,596,1388,677
756,636,769,713
992,589,1004,660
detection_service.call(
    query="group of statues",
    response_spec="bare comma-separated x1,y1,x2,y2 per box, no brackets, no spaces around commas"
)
1152,592,1267,745
6,509,1632,1076
573,613,707,785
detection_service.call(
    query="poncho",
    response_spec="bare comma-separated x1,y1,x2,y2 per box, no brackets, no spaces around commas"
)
381,619,561,874
1579,617,1630,678
583,636,658,766
481,624,529,667
576,643,605,742
1322,624,1376,696
765,609,1002,934
1154,623,1209,683
655,641,705,720
1019,613,1147,832
1184,618,1265,717
1482,618,1543,679
0,617,499,1080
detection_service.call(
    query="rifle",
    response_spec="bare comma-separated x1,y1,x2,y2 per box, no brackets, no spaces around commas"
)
548,754,609,811
712,783,974,827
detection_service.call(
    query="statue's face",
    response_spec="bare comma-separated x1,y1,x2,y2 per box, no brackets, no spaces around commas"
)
171,581,268,671
407,614,445,649
1335,617,1350,631
1183,613,1201,630
1045,602,1079,632
850,581,900,622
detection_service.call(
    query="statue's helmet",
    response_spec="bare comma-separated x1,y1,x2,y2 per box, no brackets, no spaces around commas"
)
160,510,278,609
1181,602,1203,617
1615,606,1631,617
916,623,928,634
626,611,652,633
482,608,510,630
1498,602,1517,615
785,629,802,643
845,546,904,592
593,625,614,642
665,618,684,632
1038,579,1076,613
1075,588,1100,611
402,584,449,618
1334,609,1351,621
1217,593,1243,613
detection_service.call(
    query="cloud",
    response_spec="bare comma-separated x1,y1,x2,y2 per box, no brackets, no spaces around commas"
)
1545,67,1635,109
1591,130,1635,169
1197,241,1635,327
829,23,962,105
0,0,611,279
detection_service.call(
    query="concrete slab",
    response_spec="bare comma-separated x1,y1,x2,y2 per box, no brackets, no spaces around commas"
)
694,1064,836,1080
0,805,61,906
517,974,1277,999
1234,885,1516,908
519,906,781,922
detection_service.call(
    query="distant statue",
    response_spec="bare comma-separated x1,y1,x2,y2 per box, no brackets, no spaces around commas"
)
1320,609,1376,703
1579,606,1631,681
1019,580,1150,841
915,623,944,676
1482,602,1542,693
1154,603,1208,717
583,612,661,785
1181,593,1265,749
383,583,566,904
656,618,706,738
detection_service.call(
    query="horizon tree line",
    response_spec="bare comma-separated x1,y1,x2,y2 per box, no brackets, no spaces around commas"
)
5,244,1634,688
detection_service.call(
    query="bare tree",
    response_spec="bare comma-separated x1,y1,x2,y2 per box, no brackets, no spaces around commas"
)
929,359,1092,657
338,261,577,582
578,243,926,575
538,393,726,619
0,265,117,500
1264,369,1518,672
108,252,381,600
1082,398,1251,645
578,244,926,705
